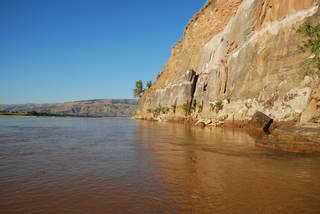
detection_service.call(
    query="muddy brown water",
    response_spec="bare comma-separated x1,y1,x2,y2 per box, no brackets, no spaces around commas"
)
0,116,319,213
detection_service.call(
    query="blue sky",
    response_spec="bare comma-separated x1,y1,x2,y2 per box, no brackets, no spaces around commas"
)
0,0,206,104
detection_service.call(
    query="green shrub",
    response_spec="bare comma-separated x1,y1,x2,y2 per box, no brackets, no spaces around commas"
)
181,103,190,116
298,23,320,75
153,107,161,117
210,100,223,113
152,105,170,117
191,100,197,113
133,80,144,98
161,107,170,114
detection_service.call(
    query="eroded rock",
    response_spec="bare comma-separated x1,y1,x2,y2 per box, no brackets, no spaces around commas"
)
136,0,320,134
250,111,274,133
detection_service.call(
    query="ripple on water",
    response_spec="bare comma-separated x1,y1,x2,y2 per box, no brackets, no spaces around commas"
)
0,117,319,213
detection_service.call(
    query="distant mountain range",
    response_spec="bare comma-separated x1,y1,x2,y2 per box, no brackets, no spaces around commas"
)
0,99,137,117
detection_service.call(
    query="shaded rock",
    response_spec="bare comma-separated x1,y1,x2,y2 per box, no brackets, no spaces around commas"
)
250,111,274,133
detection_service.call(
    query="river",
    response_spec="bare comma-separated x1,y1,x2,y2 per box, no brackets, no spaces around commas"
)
0,116,319,213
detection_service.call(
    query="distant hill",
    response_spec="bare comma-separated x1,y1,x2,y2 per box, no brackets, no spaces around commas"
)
0,99,137,117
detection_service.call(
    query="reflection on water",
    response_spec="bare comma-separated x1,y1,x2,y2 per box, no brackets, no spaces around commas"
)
0,116,319,213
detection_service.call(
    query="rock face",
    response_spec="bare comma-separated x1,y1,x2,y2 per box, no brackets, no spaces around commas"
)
136,0,320,128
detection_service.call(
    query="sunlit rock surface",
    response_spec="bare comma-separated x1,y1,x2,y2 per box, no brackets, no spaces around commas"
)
136,0,320,129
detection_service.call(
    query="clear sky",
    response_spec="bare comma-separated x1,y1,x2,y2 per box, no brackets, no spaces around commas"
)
0,0,206,104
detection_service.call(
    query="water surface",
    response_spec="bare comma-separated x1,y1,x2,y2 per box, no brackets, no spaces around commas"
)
0,116,319,213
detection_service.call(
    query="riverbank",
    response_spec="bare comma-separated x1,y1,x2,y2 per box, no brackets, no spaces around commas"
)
251,125,320,154
0,99,137,118
0,111,130,118
135,114,320,154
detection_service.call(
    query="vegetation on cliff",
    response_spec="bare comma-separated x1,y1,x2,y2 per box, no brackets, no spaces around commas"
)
133,80,144,98
298,22,320,75
133,80,153,98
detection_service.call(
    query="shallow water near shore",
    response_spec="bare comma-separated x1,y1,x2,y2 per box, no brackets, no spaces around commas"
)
0,116,319,213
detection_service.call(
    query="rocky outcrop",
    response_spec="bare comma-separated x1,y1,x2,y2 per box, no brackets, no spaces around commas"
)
249,111,274,132
254,126,320,153
136,0,320,132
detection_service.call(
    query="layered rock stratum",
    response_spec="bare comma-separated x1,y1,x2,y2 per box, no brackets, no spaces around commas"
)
136,0,320,131
135,0,320,152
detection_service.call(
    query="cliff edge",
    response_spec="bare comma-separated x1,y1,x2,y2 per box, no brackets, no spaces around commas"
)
136,0,320,150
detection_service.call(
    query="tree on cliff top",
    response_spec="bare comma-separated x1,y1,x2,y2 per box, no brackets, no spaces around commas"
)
133,80,144,98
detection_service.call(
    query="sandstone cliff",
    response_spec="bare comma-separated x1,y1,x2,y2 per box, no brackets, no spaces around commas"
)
136,0,320,129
